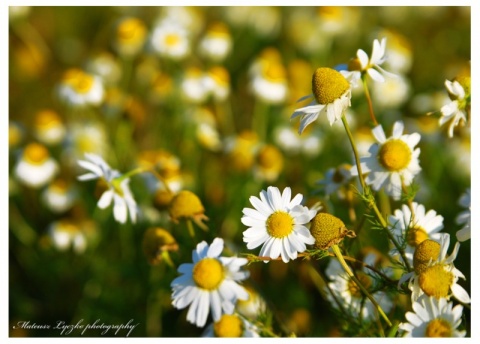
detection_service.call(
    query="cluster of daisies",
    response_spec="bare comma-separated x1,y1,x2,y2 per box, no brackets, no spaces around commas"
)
10,6,471,338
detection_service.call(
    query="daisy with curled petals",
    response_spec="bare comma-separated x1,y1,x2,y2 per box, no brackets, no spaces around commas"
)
291,67,351,134
170,238,249,328
241,186,317,263
398,295,466,337
399,233,470,304
455,188,470,242
340,37,396,87
439,77,470,138
350,120,421,200
388,202,444,265
77,153,138,224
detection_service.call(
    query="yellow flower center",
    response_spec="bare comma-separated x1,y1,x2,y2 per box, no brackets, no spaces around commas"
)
413,239,440,275
117,18,146,43
377,139,412,171
311,67,350,105
310,213,355,250
168,190,205,221
406,225,429,247
192,258,224,290
263,62,286,82
347,57,363,72
266,211,294,238
63,69,95,94
425,318,453,337
418,264,453,299
347,271,372,298
50,179,68,192
165,33,180,47
35,110,61,129
209,66,230,86
213,314,243,337
24,143,49,164
208,22,230,37
257,145,283,172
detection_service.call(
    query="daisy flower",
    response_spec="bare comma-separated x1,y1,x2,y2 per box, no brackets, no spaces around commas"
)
439,76,470,138
48,219,87,254
241,186,316,263
42,178,77,213
399,233,470,304
350,120,421,200
198,22,232,62
170,238,249,328
113,17,147,57
150,19,190,60
398,295,466,337
455,188,471,242
77,153,137,224
14,142,59,188
253,144,284,183
324,252,393,321
34,109,66,146
388,202,444,265
57,68,104,107
250,58,288,104
201,313,260,337
291,67,351,134
340,37,396,87
180,66,210,104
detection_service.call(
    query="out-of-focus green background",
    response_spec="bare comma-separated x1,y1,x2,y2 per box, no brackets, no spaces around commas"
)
9,6,471,337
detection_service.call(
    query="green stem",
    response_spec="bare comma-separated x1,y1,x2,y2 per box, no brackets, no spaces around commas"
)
362,75,378,126
341,114,412,272
331,245,392,330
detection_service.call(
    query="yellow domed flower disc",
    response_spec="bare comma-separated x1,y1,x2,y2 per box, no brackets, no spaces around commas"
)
413,239,440,274
425,318,453,337
309,212,355,250
24,143,49,165
311,67,350,105
168,190,205,221
192,258,224,290
418,264,453,299
377,139,412,171
406,226,429,247
213,314,243,337
63,69,94,94
266,211,294,238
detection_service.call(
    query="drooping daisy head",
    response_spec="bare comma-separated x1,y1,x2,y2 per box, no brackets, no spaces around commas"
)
168,190,209,230
57,68,104,108
309,212,356,250
241,186,317,263
340,37,396,87
388,202,444,265
14,142,59,188
439,69,471,138
291,67,351,133
171,238,250,328
235,285,266,320
202,313,260,337
142,227,178,265
113,17,147,57
406,234,470,304
398,295,466,337
77,153,138,224
351,120,421,200
224,130,260,172
180,66,210,104
205,66,231,101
